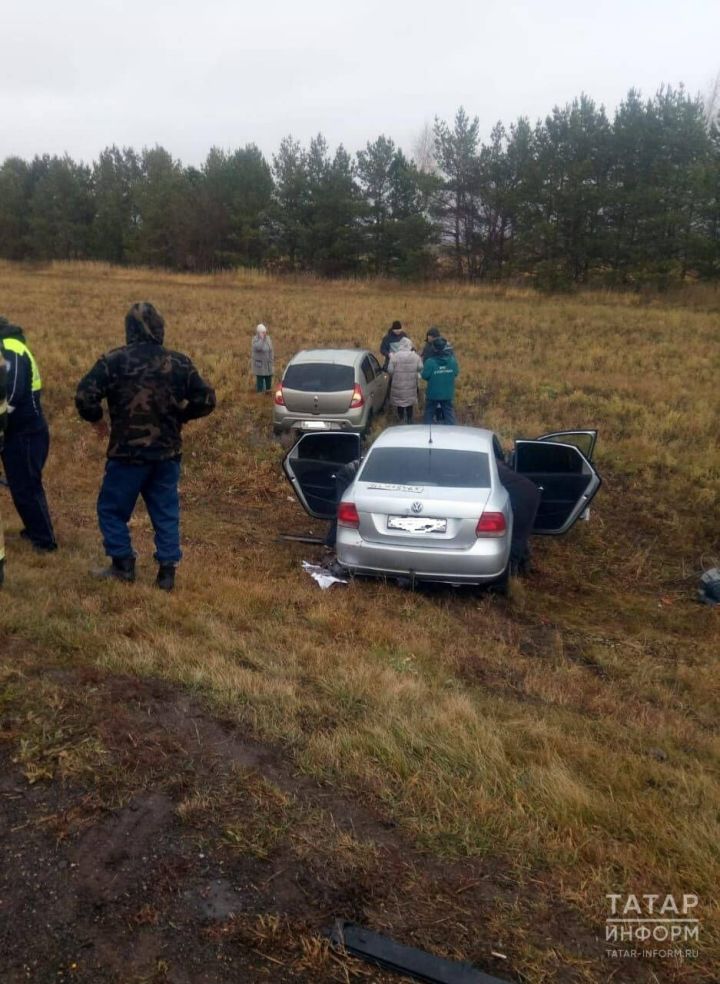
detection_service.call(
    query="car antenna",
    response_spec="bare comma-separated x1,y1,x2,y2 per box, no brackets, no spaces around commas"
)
428,415,433,445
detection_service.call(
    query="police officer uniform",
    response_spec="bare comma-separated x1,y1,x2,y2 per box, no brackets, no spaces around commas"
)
0,317,57,552
0,353,7,583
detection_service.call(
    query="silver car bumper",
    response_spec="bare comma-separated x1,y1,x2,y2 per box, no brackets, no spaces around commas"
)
336,529,510,583
273,411,365,434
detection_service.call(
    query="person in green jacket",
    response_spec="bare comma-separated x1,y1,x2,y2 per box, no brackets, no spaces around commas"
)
421,337,459,424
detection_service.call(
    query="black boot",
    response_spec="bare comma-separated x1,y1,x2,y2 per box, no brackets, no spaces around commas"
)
0,557,5,588
93,555,136,582
156,564,176,591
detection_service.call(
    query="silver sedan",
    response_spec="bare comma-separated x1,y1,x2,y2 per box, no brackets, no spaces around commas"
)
283,425,601,587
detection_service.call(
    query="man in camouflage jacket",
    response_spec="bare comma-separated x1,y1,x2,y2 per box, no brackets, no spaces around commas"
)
75,302,216,590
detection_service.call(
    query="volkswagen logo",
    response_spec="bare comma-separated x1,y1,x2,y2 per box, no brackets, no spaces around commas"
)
411,501,423,514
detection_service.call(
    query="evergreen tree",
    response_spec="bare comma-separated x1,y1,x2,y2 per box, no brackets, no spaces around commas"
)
0,157,33,260
128,147,192,268
270,136,309,270
357,135,435,277
91,146,141,264
433,108,482,278
28,155,94,260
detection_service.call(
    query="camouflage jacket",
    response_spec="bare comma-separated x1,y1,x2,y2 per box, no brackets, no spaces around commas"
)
75,331,216,462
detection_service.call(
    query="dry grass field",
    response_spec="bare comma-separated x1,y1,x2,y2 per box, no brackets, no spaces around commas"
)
0,261,718,983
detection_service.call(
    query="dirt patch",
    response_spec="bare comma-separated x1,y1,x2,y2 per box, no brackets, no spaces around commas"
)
0,666,666,983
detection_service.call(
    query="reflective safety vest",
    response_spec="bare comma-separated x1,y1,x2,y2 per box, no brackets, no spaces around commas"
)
1,337,42,391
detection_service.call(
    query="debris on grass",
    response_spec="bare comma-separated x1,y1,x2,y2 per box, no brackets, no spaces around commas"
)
302,561,348,589
328,921,511,984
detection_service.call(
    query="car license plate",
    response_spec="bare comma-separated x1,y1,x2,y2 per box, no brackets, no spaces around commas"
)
300,420,329,430
387,516,447,533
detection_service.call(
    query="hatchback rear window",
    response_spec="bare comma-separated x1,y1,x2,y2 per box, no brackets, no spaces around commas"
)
359,448,491,488
283,363,355,392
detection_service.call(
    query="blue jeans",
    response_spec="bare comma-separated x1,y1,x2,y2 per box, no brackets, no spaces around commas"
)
423,400,456,425
1,426,57,549
97,459,182,564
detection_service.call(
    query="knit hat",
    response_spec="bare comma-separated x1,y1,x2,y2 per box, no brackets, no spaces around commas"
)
256,323,267,334
426,326,441,340
391,320,403,333
432,336,447,353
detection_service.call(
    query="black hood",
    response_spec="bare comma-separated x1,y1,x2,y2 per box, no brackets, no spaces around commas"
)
0,317,26,342
125,303,165,345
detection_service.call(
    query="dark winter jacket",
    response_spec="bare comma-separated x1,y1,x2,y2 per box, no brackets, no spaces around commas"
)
421,350,459,401
420,332,454,363
379,329,408,366
0,320,47,436
0,357,7,453
75,318,216,462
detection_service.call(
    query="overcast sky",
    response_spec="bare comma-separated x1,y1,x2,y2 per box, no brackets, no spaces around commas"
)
2,0,718,166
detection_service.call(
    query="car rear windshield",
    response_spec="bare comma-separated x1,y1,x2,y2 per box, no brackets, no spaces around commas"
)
359,447,491,488
283,363,355,392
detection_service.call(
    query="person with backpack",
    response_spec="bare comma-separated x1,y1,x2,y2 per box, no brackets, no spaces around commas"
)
387,337,422,423
75,302,216,591
421,337,459,425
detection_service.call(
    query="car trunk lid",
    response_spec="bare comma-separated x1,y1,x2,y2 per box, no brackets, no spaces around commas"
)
353,484,492,549
281,362,355,414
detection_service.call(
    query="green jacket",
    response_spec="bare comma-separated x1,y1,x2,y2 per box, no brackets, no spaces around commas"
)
421,352,459,401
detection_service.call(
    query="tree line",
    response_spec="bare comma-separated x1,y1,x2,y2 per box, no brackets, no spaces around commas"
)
1,85,718,288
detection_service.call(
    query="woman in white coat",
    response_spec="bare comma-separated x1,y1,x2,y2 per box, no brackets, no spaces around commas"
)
387,337,422,423
251,324,274,392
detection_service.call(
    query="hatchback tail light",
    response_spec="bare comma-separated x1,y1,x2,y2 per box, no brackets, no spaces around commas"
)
274,383,285,406
349,384,364,409
475,511,507,536
338,501,360,528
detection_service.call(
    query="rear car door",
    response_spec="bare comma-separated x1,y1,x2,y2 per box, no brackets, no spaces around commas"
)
360,356,377,411
513,430,601,535
283,432,363,519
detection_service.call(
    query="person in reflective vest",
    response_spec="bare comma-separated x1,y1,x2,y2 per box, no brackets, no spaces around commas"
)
0,352,7,585
0,317,57,552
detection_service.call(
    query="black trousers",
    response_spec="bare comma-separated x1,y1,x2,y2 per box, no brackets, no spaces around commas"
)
497,462,541,569
1,426,57,549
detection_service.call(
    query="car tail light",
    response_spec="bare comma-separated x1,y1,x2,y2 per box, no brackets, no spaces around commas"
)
349,384,364,409
337,501,360,528
274,384,285,406
475,511,507,536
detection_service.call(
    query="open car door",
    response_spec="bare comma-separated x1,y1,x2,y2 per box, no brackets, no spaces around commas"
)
513,430,601,535
282,432,363,520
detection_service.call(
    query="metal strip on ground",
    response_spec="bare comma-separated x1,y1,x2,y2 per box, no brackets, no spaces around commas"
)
328,921,512,984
